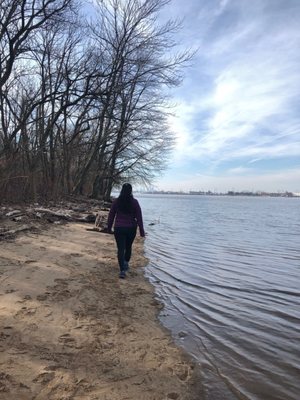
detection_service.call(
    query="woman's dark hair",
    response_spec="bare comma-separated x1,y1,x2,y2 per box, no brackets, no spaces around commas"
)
117,183,133,214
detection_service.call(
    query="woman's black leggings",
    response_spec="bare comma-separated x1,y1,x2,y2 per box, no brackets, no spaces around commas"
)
114,227,137,271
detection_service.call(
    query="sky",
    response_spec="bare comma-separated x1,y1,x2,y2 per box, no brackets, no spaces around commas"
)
154,0,300,193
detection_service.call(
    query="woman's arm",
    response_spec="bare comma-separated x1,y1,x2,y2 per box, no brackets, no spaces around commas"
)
107,200,117,232
134,200,145,237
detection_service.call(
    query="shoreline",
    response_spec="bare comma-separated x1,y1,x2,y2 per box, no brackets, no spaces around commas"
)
0,222,202,399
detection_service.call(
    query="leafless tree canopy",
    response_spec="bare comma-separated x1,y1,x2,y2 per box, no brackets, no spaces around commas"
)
0,0,191,202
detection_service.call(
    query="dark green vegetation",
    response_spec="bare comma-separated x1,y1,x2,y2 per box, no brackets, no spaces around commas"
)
0,0,190,202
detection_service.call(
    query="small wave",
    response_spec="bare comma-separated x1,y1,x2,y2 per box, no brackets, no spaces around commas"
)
140,194,300,400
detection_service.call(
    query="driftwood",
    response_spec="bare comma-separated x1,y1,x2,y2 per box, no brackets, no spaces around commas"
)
5,210,24,218
0,198,110,240
24,208,105,224
0,225,34,237
33,208,73,221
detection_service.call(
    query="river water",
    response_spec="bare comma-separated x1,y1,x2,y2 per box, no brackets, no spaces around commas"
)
137,194,300,400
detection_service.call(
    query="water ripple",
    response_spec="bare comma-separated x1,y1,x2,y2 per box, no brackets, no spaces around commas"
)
139,195,300,400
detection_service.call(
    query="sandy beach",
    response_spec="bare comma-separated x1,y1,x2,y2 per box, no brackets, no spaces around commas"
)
0,222,202,399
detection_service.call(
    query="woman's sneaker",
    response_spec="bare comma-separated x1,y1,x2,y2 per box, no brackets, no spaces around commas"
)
119,271,126,279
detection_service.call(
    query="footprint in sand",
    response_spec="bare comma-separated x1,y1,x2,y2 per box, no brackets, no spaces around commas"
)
87,250,97,256
44,365,59,371
0,373,13,392
0,372,30,392
0,327,13,344
32,372,55,384
86,305,98,312
27,323,38,331
24,259,37,264
44,310,53,318
16,306,37,317
103,256,114,261
172,363,192,382
58,333,76,347
134,287,148,295
167,393,179,400
36,293,50,301
17,294,33,304
53,291,71,301
5,288,16,294
70,253,83,257
73,261,81,266
54,278,68,285
0,331,11,341
63,253,83,260
48,279,72,301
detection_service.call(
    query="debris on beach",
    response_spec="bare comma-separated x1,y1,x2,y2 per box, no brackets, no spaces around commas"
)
0,197,110,240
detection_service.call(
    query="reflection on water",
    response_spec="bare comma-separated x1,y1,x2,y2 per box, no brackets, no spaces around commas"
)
137,195,300,400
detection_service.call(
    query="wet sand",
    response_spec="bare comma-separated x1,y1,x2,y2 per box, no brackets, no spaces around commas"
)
0,222,202,399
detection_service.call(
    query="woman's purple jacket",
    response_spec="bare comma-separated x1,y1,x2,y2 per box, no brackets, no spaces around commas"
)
107,198,145,237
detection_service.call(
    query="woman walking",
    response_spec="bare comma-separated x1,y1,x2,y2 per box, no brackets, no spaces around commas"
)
107,183,145,279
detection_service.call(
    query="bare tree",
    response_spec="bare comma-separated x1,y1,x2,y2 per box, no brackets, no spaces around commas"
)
0,0,193,203
85,0,191,200
0,0,78,200
0,0,74,88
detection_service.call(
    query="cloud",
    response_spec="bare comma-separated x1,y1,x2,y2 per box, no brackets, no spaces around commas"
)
226,166,254,175
165,0,300,190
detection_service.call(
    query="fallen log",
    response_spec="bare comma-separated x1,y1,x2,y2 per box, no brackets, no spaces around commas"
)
33,208,72,220
0,225,34,237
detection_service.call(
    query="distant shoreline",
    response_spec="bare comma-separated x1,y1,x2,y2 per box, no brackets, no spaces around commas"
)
137,191,300,198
